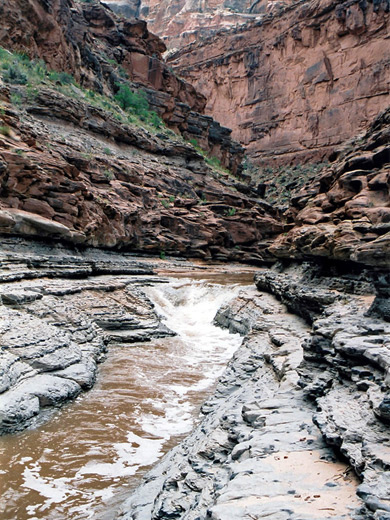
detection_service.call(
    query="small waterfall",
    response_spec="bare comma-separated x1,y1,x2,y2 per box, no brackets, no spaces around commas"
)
0,277,248,520
138,279,244,437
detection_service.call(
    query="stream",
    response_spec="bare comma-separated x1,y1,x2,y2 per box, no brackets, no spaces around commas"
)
0,273,254,520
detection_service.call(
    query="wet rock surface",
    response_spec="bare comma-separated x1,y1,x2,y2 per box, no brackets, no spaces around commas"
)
255,265,390,519
2,239,390,519
118,272,367,520
0,237,174,434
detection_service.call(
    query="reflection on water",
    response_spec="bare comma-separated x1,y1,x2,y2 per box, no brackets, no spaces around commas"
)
0,275,252,520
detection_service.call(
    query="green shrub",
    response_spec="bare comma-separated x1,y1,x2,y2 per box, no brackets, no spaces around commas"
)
149,110,162,128
26,84,38,101
103,169,114,180
188,137,228,173
118,66,129,79
0,46,166,137
115,85,148,116
31,59,47,80
3,63,28,85
208,156,222,169
0,48,11,61
114,84,163,128
48,71,74,85
0,125,11,136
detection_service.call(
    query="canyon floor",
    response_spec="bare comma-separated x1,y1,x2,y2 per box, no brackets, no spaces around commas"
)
1,238,390,519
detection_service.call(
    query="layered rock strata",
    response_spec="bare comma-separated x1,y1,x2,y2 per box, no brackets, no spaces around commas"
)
119,262,390,519
271,107,390,267
169,0,390,165
255,265,390,519
118,274,366,519
0,79,281,261
0,0,194,106
0,0,242,168
104,0,265,49
0,237,175,434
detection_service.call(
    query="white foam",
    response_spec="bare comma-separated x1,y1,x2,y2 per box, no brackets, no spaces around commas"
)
77,432,165,478
9,277,248,519
22,463,78,506
135,280,244,439
143,279,243,393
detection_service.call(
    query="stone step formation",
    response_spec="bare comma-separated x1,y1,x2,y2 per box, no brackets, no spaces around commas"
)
117,266,390,519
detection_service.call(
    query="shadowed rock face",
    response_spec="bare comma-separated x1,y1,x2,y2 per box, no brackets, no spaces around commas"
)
0,0,284,259
0,79,281,261
167,0,390,166
104,0,142,19
0,0,167,96
104,0,265,49
271,107,390,268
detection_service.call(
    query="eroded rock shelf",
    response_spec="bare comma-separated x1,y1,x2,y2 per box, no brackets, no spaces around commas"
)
0,0,389,519
0,238,171,435
119,285,362,519
1,238,390,519
119,264,390,520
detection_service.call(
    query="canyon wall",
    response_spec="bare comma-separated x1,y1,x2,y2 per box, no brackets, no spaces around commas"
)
0,76,281,261
0,0,244,171
168,0,390,166
104,0,265,49
1,0,389,269
270,105,390,268
0,0,194,105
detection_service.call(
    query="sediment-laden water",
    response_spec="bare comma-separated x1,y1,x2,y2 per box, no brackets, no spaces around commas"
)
0,275,253,520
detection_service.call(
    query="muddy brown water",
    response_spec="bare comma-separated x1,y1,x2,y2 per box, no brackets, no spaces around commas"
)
0,272,255,520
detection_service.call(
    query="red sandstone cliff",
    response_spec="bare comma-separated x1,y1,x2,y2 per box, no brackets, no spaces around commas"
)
0,0,244,172
1,0,390,271
271,106,390,267
0,76,281,262
168,0,390,166
104,0,265,49
0,0,282,264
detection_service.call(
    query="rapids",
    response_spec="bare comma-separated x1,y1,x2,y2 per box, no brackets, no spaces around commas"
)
0,275,252,520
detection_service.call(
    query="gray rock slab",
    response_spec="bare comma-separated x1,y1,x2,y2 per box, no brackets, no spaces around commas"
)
118,289,363,520
0,240,174,434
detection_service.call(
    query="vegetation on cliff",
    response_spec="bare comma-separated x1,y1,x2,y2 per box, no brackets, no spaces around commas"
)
0,47,165,133
243,158,329,207
0,51,281,263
